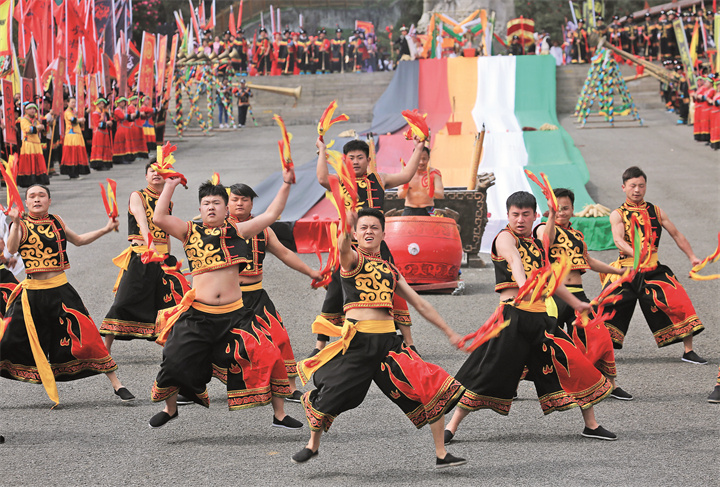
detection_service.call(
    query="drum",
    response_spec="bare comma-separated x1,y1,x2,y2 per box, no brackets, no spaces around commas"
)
384,216,462,284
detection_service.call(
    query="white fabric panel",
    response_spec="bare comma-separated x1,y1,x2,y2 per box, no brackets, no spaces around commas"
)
471,57,522,133
470,57,534,252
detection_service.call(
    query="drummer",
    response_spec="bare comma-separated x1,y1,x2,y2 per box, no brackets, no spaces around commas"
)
397,147,443,216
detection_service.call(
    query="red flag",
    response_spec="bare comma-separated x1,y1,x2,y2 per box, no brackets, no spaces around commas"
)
188,0,202,43
238,0,243,31
137,32,156,97
84,0,99,75
65,0,85,74
163,34,179,104
14,0,31,58
76,74,85,117
229,6,236,37
21,77,34,104
24,0,49,71
156,35,168,100
208,0,216,30
52,57,65,116
198,0,206,29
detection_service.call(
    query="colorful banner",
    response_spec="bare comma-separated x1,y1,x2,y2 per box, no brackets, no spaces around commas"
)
21,76,33,103
118,51,128,97
0,0,13,57
2,78,16,145
102,52,112,96
156,34,167,100
52,56,65,116
137,32,156,96
355,20,375,35
76,73,85,117
163,34,178,104
672,18,696,91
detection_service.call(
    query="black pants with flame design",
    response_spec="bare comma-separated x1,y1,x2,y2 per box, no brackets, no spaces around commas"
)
302,331,464,432
0,282,117,383
152,305,290,410
601,263,704,349
100,253,179,340
455,305,611,416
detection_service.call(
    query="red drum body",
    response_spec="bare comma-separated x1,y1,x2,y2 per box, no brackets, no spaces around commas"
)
384,216,462,284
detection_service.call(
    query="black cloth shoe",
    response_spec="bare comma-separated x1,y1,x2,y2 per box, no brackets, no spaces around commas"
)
176,394,194,406
435,453,467,469
149,410,178,428
681,350,708,365
610,387,633,401
273,415,303,430
581,425,617,441
286,390,303,403
708,386,720,403
307,348,321,358
114,387,135,402
443,429,454,446
291,447,318,463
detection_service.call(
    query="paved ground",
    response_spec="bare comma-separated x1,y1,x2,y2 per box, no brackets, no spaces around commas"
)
0,106,718,486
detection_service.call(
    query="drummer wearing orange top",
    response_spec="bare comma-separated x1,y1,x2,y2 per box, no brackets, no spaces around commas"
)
397,146,443,216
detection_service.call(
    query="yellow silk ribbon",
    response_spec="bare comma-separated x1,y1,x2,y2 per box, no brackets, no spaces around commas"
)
514,300,547,313
155,289,245,346
297,317,395,385
544,296,558,318
111,244,169,292
5,273,70,408
155,288,196,346
601,253,658,286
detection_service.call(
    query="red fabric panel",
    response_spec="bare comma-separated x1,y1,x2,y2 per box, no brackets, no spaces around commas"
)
418,58,452,141
293,198,338,253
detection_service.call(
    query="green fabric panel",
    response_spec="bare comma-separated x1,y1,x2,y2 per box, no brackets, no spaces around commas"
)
570,216,616,251
514,55,594,215
540,216,616,251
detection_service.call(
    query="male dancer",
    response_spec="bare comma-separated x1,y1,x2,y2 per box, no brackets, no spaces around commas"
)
100,163,188,352
445,191,616,444
311,136,424,354
148,167,302,430
228,183,322,402
397,146,443,216
1,185,134,404
292,208,467,468
603,167,705,363
535,188,631,400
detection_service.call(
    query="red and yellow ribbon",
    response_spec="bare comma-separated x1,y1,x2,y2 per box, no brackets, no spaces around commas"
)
311,222,339,289
151,142,187,187
317,100,349,142
1,155,24,213
401,109,430,141
273,114,296,183
524,169,558,212
99,178,119,220
689,231,720,281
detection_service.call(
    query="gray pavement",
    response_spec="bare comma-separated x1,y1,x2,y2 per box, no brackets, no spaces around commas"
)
0,107,718,486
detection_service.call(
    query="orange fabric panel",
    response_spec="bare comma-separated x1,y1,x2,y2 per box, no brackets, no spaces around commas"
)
431,57,478,187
